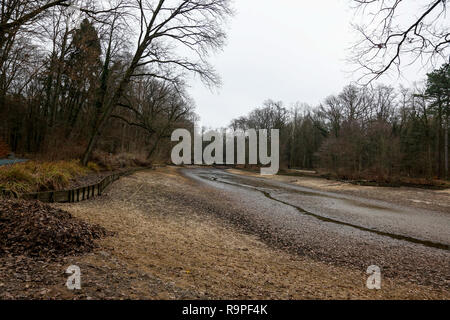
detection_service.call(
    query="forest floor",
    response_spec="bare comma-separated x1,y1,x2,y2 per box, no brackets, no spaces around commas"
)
0,166,448,300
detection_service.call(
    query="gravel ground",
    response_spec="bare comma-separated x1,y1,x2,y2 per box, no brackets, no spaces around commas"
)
2,167,448,299
228,169,450,213
183,168,449,288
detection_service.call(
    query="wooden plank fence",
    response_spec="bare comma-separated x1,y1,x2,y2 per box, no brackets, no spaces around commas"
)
7,167,150,203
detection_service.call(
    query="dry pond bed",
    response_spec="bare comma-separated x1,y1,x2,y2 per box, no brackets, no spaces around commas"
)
0,167,448,299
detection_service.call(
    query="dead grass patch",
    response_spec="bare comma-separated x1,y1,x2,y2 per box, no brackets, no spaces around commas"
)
0,160,90,194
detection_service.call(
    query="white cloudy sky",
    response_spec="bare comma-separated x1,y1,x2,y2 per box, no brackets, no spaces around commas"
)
187,0,429,128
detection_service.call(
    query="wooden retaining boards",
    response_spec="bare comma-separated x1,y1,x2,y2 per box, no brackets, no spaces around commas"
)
18,167,150,203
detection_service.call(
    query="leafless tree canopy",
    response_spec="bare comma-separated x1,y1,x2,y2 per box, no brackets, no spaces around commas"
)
0,0,233,164
351,0,450,83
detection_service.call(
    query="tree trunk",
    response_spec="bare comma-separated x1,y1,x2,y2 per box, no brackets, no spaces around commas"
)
445,114,449,179
147,136,161,160
81,128,99,165
81,30,147,165
437,99,442,178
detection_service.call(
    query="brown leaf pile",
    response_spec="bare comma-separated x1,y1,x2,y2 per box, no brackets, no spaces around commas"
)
0,199,112,259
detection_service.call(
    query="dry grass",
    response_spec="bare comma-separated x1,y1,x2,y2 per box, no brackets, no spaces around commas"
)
0,160,90,194
87,162,101,173
91,151,151,171
316,169,450,189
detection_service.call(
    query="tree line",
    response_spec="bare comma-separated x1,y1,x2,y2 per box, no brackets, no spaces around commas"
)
0,1,448,181
231,64,450,180
0,0,232,164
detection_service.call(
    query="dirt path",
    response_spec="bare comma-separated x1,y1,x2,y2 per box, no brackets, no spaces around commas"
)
2,167,447,299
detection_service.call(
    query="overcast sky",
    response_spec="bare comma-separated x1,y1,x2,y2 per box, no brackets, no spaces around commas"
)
187,0,428,129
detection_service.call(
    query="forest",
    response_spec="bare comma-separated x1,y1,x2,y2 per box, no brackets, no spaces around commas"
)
0,0,229,165
0,0,449,184
231,64,450,181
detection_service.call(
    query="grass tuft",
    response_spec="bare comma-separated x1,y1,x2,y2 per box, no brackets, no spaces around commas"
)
87,162,101,173
0,160,92,194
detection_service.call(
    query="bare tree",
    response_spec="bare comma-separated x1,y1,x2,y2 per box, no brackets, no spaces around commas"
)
112,77,194,159
319,96,343,138
0,0,71,33
0,0,72,67
81,0,232,165
350,0,449,83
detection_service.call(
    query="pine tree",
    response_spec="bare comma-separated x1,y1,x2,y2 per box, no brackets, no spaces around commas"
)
425,63,450,179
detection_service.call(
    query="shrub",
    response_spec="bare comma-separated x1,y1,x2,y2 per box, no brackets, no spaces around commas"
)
87,162,101,172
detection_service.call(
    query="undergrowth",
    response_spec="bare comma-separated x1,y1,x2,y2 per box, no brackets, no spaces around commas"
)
0,160,91,194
